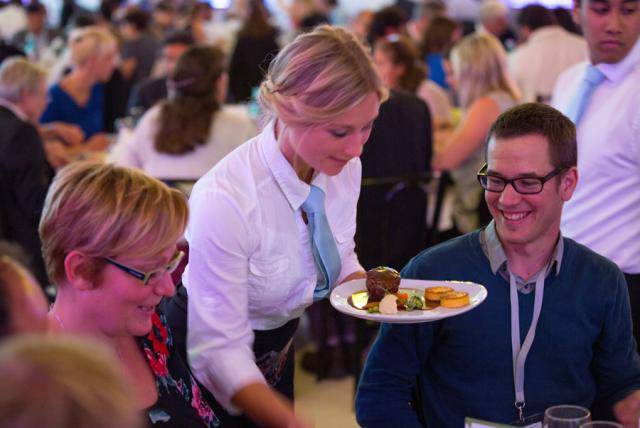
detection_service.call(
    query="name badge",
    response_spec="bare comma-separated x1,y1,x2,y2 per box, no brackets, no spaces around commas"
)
465,417,542,428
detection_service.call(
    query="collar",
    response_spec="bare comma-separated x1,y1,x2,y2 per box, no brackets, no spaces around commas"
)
0,98,28,122
260,120,329,211
482,220,564,277
595,37,640,83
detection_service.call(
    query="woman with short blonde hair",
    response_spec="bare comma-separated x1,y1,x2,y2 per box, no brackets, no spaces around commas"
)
40,25,118,151
181,24,386,428
432,32,521,233
41,161,224,428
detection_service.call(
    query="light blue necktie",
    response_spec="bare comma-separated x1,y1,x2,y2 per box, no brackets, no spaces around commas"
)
565,64,606,125
302,185,341,301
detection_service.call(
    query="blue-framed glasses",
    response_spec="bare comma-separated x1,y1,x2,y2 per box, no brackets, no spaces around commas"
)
102,250,185,286
477,163,566,195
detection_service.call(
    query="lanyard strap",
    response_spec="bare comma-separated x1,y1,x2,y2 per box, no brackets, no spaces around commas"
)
509,272,545,423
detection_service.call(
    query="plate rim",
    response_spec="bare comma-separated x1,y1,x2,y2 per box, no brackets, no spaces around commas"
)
329,278,488,324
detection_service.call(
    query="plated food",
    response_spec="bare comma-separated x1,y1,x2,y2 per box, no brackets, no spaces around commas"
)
331,272,487,324
350,267,470,315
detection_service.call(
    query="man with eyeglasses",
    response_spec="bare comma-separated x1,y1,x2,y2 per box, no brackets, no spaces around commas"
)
356,103,640,428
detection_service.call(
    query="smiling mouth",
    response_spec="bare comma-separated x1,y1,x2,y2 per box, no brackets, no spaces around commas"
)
138,305,155,313
501,211,531,221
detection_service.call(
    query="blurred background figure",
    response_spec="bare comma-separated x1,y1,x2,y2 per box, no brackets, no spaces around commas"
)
477,0,517,51
127,31,194,117
349,9,374,43
228,0,280,103
407,0,448,43
150,0,178,39
111,45,256,181
420,16,462,90
509,4,587,103
41,161,224,427
432,33,520,235
373,35,452,130
11,2,64,64
0,57,53,287
119,7,160,88
0,335,142,428
367,5,409,46
0,242,49,338
187,1,214,44
0,0,26,42
40,25,118,151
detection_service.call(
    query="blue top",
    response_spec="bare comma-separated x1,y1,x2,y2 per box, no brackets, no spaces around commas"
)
355,230,640,428
426,53,448,90
40,83,105,139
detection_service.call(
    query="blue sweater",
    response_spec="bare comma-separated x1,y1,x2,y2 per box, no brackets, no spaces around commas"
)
40,83,104,139
356,231,640,427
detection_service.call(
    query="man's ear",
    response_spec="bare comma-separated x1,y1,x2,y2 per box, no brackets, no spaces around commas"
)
560,166,578,201
572,0,582,27
63,250,95,291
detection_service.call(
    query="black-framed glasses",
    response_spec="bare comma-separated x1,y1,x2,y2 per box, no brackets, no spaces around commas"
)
476,163,566,195
102,250,185,286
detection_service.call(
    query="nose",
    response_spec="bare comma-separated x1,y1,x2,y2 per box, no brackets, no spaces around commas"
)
605,8,624,33
153,271,176,298
344,134,366,158
498,182,522,206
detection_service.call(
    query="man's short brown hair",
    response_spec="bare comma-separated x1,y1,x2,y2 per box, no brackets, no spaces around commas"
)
486,102,577,169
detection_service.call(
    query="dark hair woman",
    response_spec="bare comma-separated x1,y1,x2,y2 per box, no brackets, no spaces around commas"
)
111,45,256,180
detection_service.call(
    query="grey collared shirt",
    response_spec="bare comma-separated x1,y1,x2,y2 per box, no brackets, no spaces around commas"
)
479,220,564,294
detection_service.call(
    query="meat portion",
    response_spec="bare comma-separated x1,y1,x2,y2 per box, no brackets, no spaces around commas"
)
366,266,401,302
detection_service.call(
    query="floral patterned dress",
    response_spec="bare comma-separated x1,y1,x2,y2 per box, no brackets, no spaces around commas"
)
139,311,221,427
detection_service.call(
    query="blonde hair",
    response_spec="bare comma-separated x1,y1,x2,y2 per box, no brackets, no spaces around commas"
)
258,24,388,128
450,32,520,108
68,26,117,67
39,161,188,284
0,57,47,102
0,334,142,428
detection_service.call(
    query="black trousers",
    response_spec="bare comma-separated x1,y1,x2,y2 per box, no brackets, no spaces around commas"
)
625,273,640,353
161,285,299,428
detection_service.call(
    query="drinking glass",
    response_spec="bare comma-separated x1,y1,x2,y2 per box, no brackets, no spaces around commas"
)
543,405,591,428
579,423,623,428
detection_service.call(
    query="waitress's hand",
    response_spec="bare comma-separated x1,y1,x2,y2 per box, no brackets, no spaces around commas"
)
614,390,640,428
340,271,366,284
285,414,313,428
233,383,314,428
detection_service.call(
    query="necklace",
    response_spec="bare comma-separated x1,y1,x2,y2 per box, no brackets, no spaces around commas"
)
50,307,127,367
50,308,66,330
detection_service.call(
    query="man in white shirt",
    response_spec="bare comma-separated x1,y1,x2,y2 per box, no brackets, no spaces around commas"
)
509,4,588,102
552,0,640,347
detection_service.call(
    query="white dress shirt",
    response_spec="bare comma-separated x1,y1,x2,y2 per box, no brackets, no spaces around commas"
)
552,39,640,274
509,26,588,102
184,121,363,411
109,105,257,180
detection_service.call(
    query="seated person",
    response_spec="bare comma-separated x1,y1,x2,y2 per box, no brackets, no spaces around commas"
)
119,7,160,87
40,25,118,151
0,334,142,428
127,31,194,117
0,242,49,338
355,103,640,427
40,161,225,427
111,45,256,181
0,57,54,286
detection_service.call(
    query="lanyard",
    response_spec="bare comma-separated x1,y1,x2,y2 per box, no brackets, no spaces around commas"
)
510,271,545,423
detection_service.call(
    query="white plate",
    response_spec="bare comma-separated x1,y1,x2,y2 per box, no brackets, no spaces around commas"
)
330,278,487,324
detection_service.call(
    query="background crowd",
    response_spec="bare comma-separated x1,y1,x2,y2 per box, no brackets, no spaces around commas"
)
0,0,638,426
